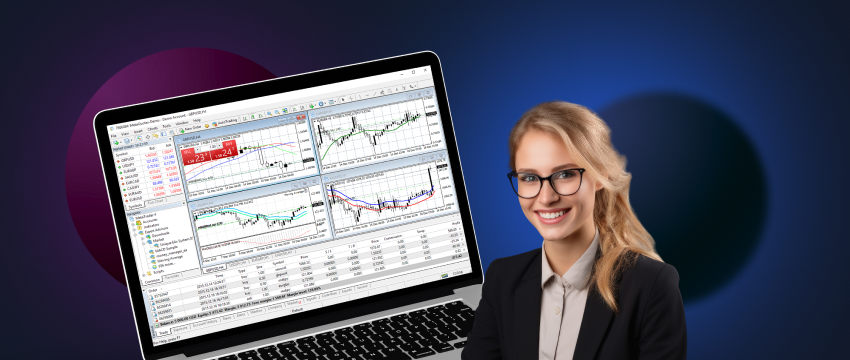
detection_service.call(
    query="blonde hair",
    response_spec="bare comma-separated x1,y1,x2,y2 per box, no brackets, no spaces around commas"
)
508,101,662,312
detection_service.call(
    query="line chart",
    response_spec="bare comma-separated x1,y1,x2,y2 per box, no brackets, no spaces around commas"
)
192,184,330,263
326,159,457,235
313,97,444,172
179,120,318,200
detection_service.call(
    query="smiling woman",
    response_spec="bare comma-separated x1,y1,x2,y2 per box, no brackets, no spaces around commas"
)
462,101,687,360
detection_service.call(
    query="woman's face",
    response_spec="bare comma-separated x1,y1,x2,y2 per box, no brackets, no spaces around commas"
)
514,129,601,242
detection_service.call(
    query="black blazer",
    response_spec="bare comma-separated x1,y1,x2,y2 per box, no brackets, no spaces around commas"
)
462,247,687,360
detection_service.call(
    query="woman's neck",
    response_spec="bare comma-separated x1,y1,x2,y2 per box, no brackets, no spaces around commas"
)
543,221,596,277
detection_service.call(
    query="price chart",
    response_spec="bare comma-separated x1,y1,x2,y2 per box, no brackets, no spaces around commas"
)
192,184,330,263
313,97,443,172
179,120,317,200
325,159,457,235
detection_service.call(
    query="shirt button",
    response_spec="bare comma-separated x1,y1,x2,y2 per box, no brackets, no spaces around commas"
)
555,306,561,315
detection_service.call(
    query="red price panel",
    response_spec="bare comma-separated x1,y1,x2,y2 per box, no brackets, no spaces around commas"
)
211,140,238,160
180,147,212,166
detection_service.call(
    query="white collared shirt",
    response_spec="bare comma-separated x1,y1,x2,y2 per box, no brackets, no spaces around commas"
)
539,228,600,360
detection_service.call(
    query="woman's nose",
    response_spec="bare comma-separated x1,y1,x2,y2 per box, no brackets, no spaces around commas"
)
536,179,560,205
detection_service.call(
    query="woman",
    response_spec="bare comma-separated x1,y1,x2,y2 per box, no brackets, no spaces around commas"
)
461,101,687,360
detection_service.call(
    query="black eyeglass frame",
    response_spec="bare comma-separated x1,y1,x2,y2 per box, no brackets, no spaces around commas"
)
506,168,586,198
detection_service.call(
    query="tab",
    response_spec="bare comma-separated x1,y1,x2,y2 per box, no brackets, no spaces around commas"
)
203,264,227,274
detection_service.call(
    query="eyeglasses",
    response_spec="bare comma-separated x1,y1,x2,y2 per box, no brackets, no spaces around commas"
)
507,168,586,198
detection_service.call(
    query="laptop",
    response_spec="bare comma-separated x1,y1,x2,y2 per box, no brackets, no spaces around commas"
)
93,51,483,360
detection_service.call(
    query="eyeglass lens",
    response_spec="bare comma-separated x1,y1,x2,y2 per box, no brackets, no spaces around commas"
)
510,170,581,197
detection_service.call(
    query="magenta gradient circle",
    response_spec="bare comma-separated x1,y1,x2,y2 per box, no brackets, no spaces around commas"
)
65,48,275,285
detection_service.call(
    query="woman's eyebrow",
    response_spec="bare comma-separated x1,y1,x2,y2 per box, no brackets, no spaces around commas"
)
517,163,578,174
551,163,579,172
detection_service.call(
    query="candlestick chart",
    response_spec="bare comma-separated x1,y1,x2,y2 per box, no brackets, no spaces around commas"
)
326,161,451,234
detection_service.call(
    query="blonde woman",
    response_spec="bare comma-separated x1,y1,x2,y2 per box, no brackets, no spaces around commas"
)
462,101,687,360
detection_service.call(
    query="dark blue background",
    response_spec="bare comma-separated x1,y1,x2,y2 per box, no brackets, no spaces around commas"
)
5,1,849,358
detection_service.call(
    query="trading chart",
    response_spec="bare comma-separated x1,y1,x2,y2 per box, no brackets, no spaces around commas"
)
192,185,330,263
326,158,457,235
313,96,443,172
179,120,317,200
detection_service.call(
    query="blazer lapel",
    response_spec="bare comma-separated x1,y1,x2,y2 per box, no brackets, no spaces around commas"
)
512,249,542,360
572,275,614,360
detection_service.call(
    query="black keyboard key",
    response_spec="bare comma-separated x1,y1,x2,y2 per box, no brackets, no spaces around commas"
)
386,329,407,338
372,323,392,333
421,321,439,329
431,343,454,353
334,327,355,335
426,305,447,313
293,351,317,360
382,347,412,359
410,310,428,317
364,341,385,352
453,340,467,348
409,315,429,325
353,329,374,338
384,338,404,347
277,341,298,352
437,324,460,335
409,347,437,359
219,356,238,360
390,314,410,322
441,314,463,325
259,345,279,353
297,336,317,344
436,333,458,342
444,301,465,309
277,347,298,356
373,318,391,325
399,333,423,344
363,351,383,360
317,337,338,347
239,350,263,360
352,337,373,347
399,342,424,352
354,323,372,331
297,342,319,351
326,353,347,360
316,331,335,339
336,332,355,342
406,324,426,334
347,347,367,356
313,347,330,355
259,354,284,360
371,332,390,342
423,328,441,338
417,337,437,347
389,321,409,330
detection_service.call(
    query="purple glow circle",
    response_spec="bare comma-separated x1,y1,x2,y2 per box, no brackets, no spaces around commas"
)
65,48,275,285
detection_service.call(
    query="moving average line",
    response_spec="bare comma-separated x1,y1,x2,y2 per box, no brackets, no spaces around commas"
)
187,142,295,181
319,113,421,161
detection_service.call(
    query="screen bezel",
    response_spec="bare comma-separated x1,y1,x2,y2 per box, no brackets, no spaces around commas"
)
92,51,483,359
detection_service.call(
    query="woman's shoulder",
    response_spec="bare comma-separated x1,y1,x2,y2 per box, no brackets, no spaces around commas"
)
620,252,681,296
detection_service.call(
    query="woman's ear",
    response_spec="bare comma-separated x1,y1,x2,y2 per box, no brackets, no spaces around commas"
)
594,173,607,192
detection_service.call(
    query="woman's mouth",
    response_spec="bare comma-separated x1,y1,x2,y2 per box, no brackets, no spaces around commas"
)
535,208,570,224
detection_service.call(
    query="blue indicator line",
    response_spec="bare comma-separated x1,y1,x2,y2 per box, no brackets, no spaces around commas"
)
187,142,294,181
204,208,307,220
326,186,434,207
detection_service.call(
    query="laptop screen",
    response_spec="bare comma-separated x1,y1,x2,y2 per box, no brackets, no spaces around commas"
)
102,64,474,347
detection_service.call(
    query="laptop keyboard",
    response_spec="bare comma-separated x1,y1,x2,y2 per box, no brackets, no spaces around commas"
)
211,300,474,360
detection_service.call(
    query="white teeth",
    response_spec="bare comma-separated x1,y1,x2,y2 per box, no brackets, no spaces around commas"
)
539,210,565,219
